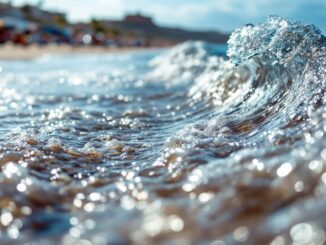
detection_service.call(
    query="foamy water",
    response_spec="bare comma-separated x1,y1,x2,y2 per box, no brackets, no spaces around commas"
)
0,17,325,245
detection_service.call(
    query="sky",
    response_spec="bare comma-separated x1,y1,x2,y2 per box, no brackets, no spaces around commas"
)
2,0,326,34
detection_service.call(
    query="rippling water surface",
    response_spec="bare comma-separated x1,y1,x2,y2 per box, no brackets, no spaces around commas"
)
0,17,326,245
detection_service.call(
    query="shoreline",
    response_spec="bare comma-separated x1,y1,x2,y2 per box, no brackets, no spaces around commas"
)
0,44,167,60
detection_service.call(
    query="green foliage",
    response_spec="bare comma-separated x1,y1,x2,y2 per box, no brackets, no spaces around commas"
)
55,15,67,27
91,19,107,34
108,28,120,37
21,5,38,22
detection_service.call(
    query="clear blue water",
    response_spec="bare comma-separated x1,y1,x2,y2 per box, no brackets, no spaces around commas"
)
0,17,325,245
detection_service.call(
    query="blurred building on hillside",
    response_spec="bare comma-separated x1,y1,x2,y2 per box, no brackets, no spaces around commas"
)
123,13,154,26
0,3,228,47
0,2,23,18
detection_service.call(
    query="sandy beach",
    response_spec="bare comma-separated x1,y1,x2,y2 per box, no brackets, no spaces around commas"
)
0,44,163,60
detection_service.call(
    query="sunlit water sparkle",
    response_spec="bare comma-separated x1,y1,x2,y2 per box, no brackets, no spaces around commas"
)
0,17,325,245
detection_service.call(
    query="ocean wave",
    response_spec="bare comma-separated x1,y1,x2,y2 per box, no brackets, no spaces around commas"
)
150,16,326,244
0,16,325,244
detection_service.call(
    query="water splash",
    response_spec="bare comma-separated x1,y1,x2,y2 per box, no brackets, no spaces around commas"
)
0,17,326,244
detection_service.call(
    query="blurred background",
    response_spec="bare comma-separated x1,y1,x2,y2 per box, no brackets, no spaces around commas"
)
0,0,325,49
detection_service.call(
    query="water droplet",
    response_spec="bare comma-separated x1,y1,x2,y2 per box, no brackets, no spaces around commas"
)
294,181,304,192
276,163,293,177
233,226,249,242
1,212,13,226
168,215,184,232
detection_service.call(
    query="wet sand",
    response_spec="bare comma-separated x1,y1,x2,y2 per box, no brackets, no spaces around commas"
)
0,43,164,60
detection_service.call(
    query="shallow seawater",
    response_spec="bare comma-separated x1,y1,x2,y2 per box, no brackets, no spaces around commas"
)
0,17,326,245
